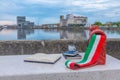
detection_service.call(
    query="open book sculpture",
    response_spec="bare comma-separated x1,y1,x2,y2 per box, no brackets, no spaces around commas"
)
65,26,106,70
24,53,61,64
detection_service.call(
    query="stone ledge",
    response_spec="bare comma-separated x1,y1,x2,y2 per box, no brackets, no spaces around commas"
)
0,54,120,80
0,40,120,60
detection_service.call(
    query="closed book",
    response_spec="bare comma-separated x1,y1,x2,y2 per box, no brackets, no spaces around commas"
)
24,53,61,64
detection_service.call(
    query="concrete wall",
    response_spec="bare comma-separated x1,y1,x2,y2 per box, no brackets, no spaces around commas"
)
0,39,120,59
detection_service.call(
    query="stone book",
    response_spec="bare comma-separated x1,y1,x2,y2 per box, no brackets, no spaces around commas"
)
24,53,61,64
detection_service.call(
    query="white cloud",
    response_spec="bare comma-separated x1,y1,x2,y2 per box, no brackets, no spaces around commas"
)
26,17,37,23
32,11,44,15
0,21,15,25
40,17,59,24
0,0,120,25
0,1,23,12
65,0,120,11
24,0,62,5
1,0,119,13
103,9,120,17
0,14,16,21
26,0,120,13
0,14,17,25
1,0,119,12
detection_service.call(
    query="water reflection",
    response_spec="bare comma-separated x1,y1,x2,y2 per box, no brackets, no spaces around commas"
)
0,29,120,40
17,29,86,40
60,30,87,40
17,29,34,39
103,30,120,38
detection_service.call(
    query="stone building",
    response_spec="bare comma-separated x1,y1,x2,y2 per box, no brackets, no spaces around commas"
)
60,14,88,27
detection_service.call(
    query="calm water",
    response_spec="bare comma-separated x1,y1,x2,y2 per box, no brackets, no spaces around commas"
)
0,29,120,40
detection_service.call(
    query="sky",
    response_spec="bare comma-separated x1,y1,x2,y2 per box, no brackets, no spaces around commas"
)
0,0,120,25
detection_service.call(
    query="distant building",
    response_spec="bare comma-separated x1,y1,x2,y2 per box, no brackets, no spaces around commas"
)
17,16,34,28
29,22,34,27
4,25,17,29
24,21,34,28
17,16,26,28
60,15,67,26
41,23,60,28
60,14,88,27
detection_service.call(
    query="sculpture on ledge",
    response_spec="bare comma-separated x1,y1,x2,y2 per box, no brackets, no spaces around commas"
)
65,26,106,70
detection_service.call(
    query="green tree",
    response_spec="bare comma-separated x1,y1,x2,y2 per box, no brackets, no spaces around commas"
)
116,22,120,27
93,21,103,26
112,22,120,27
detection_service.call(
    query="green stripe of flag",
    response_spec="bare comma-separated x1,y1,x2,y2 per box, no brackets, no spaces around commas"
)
77,34,96,64
65,34,97,67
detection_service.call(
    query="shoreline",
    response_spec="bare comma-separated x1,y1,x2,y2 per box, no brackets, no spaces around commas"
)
5,26,120,30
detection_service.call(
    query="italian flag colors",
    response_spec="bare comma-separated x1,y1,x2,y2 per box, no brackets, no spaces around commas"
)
65,34,106,70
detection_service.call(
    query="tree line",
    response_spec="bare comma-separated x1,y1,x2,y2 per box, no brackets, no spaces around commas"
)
93,21,120,27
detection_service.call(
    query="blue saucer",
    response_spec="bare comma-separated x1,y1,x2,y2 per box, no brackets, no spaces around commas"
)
63,51,79,56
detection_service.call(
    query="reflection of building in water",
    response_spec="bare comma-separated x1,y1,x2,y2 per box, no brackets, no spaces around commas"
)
60,30,87,40
17,16,34,29
84,30,89,39
43,29,59,32
60,14,88,27
17,29,26,39
17,29,34,39
60,31,68,39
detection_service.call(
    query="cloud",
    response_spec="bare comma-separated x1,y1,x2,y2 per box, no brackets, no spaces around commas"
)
0,21,15,25
26,17,38,23
0,1,23,12
0,14,17,25
0,14,16,20
25,0,120,11
29,0,120,16
28,0,61,3
103,8,120,17
24,0,63,6
64,0,120,11
40,17,59,24
0,0,120,25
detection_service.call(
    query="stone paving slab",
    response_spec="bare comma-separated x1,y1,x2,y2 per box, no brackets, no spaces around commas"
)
0,54,120,80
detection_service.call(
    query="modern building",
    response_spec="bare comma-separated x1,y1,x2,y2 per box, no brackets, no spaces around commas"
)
17,16,34,28
17,16,26,28
60,14,88,27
